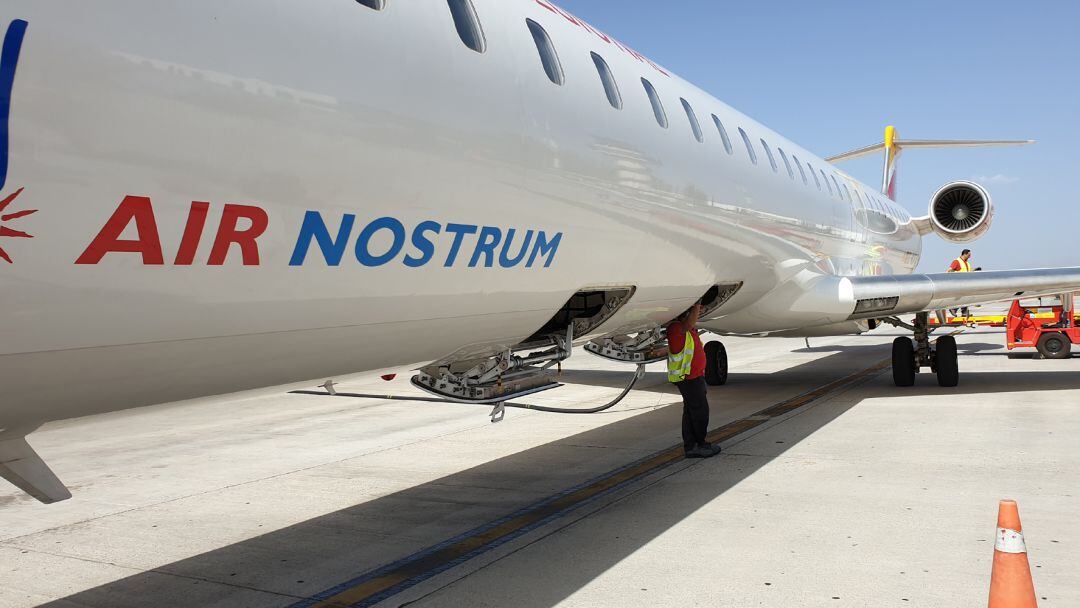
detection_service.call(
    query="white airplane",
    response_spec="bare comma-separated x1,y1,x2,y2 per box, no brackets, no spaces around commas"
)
1,0,1077,504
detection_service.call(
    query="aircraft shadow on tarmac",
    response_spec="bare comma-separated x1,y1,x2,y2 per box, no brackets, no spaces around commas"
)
38,344,1076,608
795,340,1005,356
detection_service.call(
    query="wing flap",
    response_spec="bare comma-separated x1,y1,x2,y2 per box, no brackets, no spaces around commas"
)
846,267,1080,320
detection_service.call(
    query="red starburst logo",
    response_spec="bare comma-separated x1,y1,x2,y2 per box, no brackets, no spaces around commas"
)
0,187,35,263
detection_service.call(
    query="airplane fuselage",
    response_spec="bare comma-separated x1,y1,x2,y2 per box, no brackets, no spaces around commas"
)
0,0,921,432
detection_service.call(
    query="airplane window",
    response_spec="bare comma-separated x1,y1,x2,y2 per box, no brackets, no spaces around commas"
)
777,147,795,180
791,154,808,185
355,0,385,8
820,169,833,195
711,115,733,154
831,175,844,199
807,162,822,190
641,78,668,128
738,128,757,164
447,0,486,53
681,99,704,143
760,139,778,173
527,20,563,85
591,52,622,109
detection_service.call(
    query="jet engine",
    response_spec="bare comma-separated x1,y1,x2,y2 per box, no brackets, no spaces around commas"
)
927,180,994,243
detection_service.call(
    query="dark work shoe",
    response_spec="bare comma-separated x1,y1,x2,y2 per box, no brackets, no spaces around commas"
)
685,445,712,459
698,442,722,457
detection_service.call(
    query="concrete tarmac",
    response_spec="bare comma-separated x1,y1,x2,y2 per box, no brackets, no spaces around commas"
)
1,328,1077,607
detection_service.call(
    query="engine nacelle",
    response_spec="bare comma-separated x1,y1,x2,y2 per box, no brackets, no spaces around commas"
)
927,181,994,243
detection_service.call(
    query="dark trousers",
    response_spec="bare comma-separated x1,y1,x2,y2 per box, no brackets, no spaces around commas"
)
675,376,710,450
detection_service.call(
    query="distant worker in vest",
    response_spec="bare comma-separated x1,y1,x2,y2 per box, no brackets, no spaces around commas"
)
667,302,722,459
947,249,982,321
948,249,979,273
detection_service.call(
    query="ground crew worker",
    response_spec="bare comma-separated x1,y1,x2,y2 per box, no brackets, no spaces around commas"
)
667,302,722,459
948,249,975,273
947,249,981,321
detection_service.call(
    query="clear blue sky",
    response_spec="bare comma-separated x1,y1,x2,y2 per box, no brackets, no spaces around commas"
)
554,0,1080,273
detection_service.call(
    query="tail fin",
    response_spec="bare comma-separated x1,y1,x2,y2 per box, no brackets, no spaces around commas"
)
825,126,1034,200
883,125,901,200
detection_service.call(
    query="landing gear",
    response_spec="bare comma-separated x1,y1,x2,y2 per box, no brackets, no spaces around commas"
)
891,337,916,387
704,340,728,386
886,311,960,387
935,335,959,387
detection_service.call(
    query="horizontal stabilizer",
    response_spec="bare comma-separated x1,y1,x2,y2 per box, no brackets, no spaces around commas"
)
826,139,1035,163
0,436,71,504
825,126,1034,199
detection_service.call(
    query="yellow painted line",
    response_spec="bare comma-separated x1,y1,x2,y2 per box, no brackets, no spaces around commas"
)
295,356,893,608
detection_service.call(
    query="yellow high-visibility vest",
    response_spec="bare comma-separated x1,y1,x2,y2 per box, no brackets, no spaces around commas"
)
953,257,972,272
667,331,695,383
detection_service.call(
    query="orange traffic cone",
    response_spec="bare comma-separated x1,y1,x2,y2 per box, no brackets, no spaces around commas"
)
988,500,1038,608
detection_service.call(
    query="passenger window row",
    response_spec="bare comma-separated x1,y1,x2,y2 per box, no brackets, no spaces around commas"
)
520,18,882,206
365,2,890,212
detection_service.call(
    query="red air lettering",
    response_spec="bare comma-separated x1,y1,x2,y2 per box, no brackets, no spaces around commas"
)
78,197,269,266
174,201,210,266
208,204,268,266
75,195,165,265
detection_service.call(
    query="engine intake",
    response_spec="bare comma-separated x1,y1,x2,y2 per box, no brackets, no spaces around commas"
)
928,181,993,243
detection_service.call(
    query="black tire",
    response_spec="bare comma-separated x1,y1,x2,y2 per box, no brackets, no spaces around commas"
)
892,337,916,387
1037,333,1072,360
704,340,728,386
935,335,959,387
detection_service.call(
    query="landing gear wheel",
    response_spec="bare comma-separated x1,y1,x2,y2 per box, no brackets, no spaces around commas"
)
892,337,916,387
1037,333,1072,360
935,335,959,387
704,340,728,386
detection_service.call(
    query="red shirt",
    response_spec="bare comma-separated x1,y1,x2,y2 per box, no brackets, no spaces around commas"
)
667,320,706,380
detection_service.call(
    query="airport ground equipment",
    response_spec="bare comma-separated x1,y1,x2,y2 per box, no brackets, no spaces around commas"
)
1005,294,1077,359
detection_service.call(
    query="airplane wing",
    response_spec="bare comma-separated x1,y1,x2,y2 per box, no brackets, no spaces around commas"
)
845,268,1080,320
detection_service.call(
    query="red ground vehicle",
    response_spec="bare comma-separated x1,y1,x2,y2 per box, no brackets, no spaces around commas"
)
1006,295,1079,359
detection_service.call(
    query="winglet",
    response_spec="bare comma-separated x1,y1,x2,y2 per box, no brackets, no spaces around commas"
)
0,435,72,504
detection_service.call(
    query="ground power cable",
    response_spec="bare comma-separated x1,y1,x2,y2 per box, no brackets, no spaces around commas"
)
290,364,648,415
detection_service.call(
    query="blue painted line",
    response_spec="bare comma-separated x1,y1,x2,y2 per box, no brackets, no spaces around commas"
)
0,19,29,192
